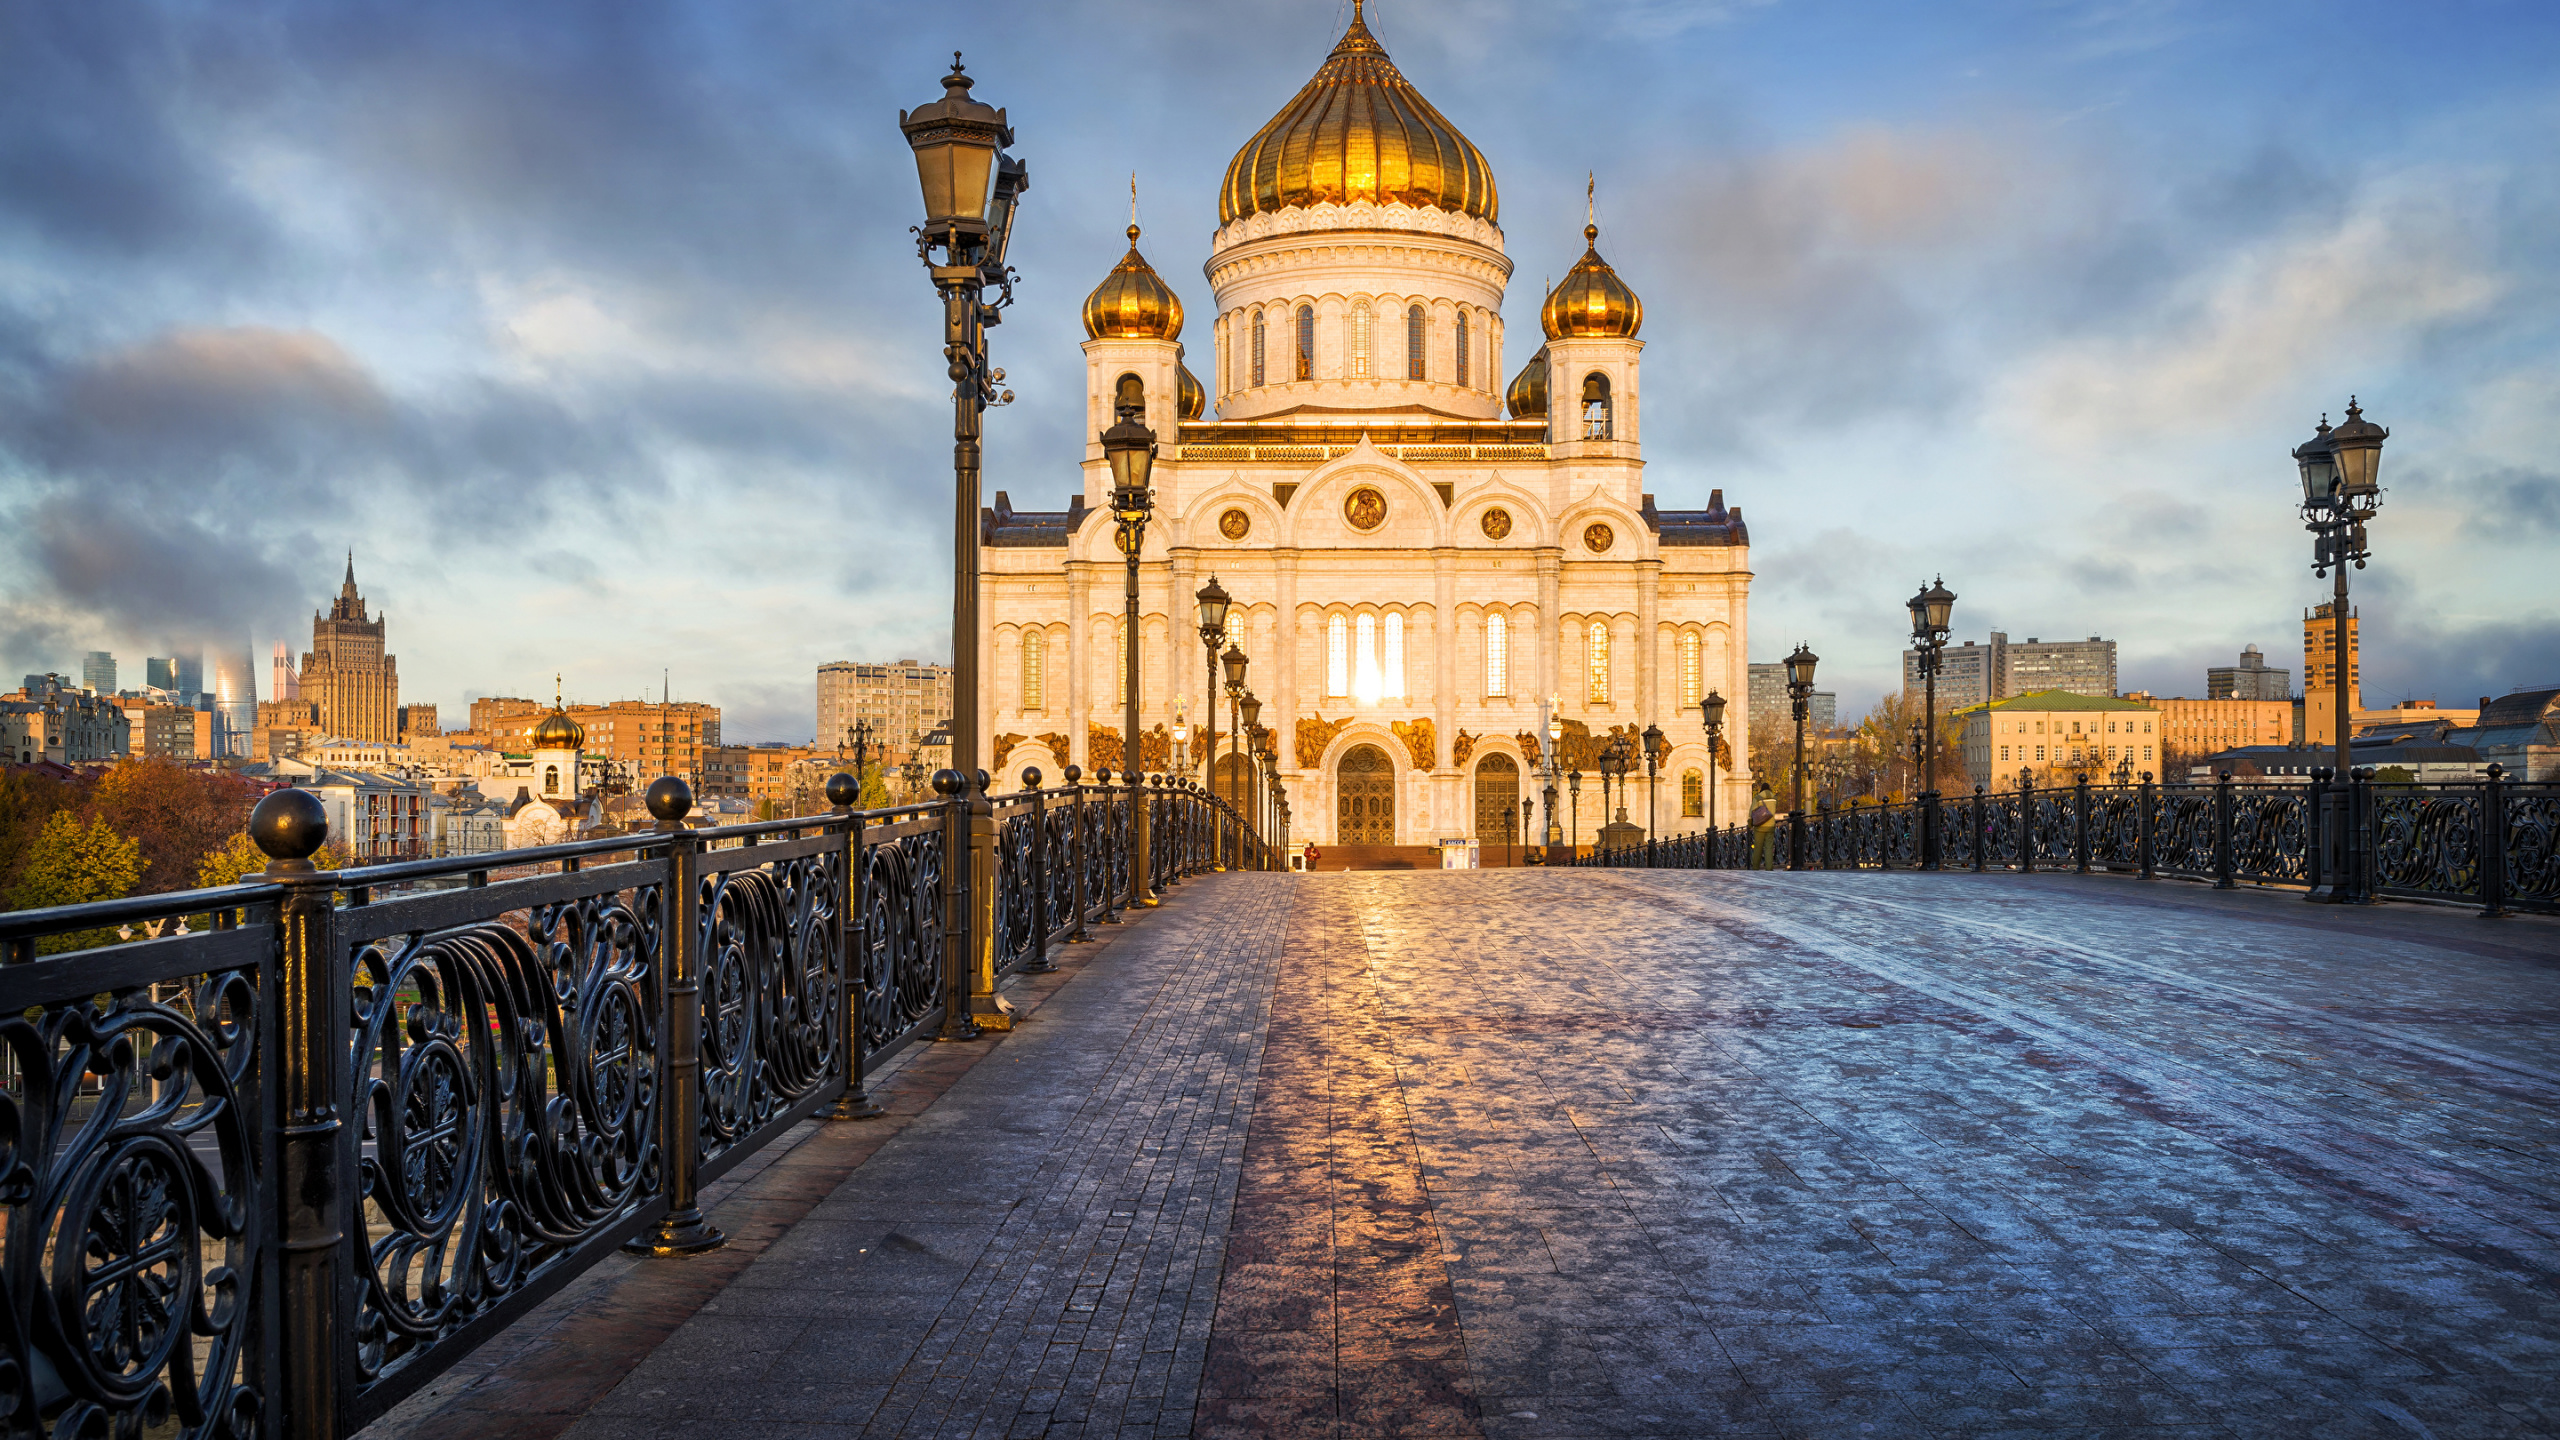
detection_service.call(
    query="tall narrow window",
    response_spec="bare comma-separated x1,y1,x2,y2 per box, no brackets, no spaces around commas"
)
1327,614,1349,697
1350,301,1371,377
1383,613,1405,700
1486,613,1508,697
1679,632,1701,708
1587,621,1611,705
1295,305,1314,381
1022,632,1045,713
1681,770,1704,817
1406,305,1426,380
1116,617,1129,705
1455,312,1470,389
1251,310,1266,387
1583,372,1613,439
1354,614,1380,705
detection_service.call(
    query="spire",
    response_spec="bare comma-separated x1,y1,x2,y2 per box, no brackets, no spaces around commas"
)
342,551,357,593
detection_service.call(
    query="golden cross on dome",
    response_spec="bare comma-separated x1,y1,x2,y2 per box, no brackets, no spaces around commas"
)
1587,172,1597,225
554,672,562,709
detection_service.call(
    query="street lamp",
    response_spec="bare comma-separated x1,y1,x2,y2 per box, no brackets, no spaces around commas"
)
1520,797,1535,866
1543,702,1564,850
1103,378,1156,909
1641,722,1667,867
1700,690,1727,864
1221,640,1248,870
1568,768,1583,856
1784,643,1819,869
2297,398,2386,903
1195,576,1232,864
905,51,1027,1044
1906,576,1954,867
1240,689,1264,864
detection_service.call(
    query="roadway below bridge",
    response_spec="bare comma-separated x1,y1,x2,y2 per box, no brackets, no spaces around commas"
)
366,869,2560,1440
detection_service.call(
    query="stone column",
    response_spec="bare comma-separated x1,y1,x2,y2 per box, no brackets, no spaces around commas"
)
1275,547,1298,810
1067,563,1089,770
1434,547,1456,839
1167,545,1194,774
1637,560,1660,733
1537,550,1561,711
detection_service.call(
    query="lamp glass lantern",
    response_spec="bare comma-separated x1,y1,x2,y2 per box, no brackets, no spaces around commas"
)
899,60,1009,235
2328,400,2387,498
1702,690,1726,732
1196,576,1232,636
2294,423,2337,505
1221,643,1248,691
1920,577,1955,636
1784,644,1819,691
1239,693,1262,732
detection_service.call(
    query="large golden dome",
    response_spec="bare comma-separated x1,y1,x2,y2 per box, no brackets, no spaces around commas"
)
1218,3,1497,226
1542,223,1642,339
531,707,583,751
1082,225,1184,340
1177,363,1205,420
1506,348,1549,419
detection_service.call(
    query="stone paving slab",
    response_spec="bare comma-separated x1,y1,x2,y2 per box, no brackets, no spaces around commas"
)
386,867,2560,1439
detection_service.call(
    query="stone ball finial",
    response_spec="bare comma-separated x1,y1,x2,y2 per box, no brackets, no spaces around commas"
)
250,788,329,870
1021,766,1044,790
646,776,695,824
932,768,968,797
1095,767,1113,785
825,772,858,807
1064,764,1083,783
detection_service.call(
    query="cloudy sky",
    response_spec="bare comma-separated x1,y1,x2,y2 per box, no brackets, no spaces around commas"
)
3,0,2554,741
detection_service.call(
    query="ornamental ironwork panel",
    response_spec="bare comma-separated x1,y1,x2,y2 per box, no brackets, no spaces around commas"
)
0,920,268,1440
2030,795,2074,867
695,837,847,1176
1884,806,1920,869
1982,794,2021,868
856,816,946,1071
2374,788,2484,902
2231,787,2311,884
2089,788,2141,871
340,862,667,1397
991,802,1038,977
1041,802,1080,941
1948,799,1980,869
2507,785,2560,906
2154,789,2217,879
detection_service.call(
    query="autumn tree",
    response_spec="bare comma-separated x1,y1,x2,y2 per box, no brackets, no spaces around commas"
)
4,811,144,953
0,765,95,897
87,756,260,895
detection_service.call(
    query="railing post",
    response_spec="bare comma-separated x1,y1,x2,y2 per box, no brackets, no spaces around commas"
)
1972,785,1986,873
1022,767,1056,974
825,775,884,1121
252,790,350,1440
2139,773,2156,879
2305,767,2332,900
2213,769,2237,890
1921,788,1941,871
2018,775,2035,874
2075,773,2092,874
2482,763,2509,918
1064,764,1094,941
630,777,725,1253
934,768,983,1041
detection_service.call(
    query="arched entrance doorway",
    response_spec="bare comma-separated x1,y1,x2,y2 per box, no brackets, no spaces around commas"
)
1213,753,1254,815
1337,744,1394,843
1474,753,1520,849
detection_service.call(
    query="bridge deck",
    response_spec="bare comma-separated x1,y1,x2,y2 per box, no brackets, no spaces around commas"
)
368,870,2560,1439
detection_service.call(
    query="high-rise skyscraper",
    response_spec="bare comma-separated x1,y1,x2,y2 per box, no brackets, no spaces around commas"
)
299,556,400,741
146,657,177,693
210,643,257,758
2304,602,2360,745
272,642,299,702
82,651,116,694
817,660,954,766
2207,645,2291,701
176,653,205,705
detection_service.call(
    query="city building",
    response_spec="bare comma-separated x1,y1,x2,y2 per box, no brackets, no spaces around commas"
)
82,651,116,694
1904,632,2118,708
2122,693,2294,775
272,642,299,702
974,7,1753,850
119,699,202,760
300,557,400,742
272,765,431,861
1902,640,1993,710
1957,690,2160,790
399,703,439,739
1,689,131,764
146,657,178,693
469,696,548,745
175,654,204,705
252,698,322,764
2303,601,2360,747
2207,645,2291,701
2472,687,2560,781
209,642,256,759
817,660,955,767
561,699,721,783
1746,663,1833,741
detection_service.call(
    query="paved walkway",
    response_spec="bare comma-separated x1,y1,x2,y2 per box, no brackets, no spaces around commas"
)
376,870,2560,1439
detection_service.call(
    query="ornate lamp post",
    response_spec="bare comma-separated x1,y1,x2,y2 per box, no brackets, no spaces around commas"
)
1239,691,1264,863
1195,576,1233,865
1641,722,1667,866
1520,797,1535,866
1543,703,1564,850
904,52,1026,1038
1223,642,1249,863
1568,769,1583,856
2297,399,2387,903
1700,690,1727,863
1102,382,1157,909
1906,576,1955,868
1784,644,1819,869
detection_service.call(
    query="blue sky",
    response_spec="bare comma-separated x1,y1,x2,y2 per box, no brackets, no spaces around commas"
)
3,0,2555,740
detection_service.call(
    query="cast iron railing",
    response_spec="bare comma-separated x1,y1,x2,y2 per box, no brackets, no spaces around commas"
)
1573,765,2557,916
0,766,1269,1439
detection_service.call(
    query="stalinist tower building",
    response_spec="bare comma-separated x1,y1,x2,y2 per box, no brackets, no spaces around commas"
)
300,556,401,743
980,3,1753,853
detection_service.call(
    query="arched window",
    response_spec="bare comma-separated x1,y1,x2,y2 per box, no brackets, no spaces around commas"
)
1682,770,1704,817
1354,613,1380,704
1327,614,1349,697
1583,372,1613,440
1455,312,1470,389
1295,305,1314,381
1486,613,1508,698
1407,305,1426,380
543,764,561,795
1350,301,1372,377
1383,613,1405,700
1679,632,1702,708
1587,621,1611,705
1022,631,1045,714
1251,309,1266,387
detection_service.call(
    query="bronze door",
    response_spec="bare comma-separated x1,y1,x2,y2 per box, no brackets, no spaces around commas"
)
1337,744,1395,843
1474,753,1520,846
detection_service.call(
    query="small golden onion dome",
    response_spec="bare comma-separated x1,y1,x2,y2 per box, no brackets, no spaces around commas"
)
1506,348,1549,419
1082,225,1184,340
1219,3,1497,225
1177,363,1205,421
531,707,584,750
1542,223,1643,340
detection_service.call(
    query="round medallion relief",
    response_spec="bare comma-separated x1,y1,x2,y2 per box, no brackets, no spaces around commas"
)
1583,521,1614,553
1218,508,1251,541
1480,507,1513,540
1344,486,1388,532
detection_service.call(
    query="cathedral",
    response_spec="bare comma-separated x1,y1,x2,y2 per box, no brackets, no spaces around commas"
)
980,3,1753,853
